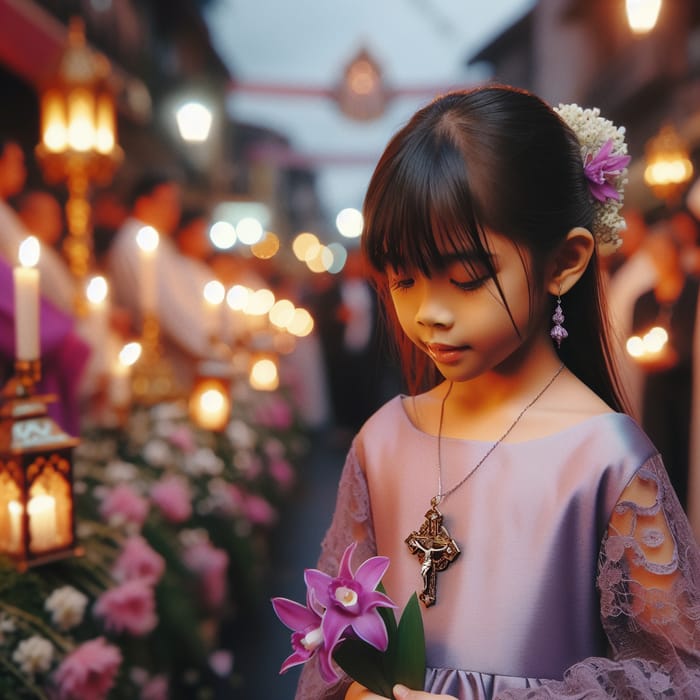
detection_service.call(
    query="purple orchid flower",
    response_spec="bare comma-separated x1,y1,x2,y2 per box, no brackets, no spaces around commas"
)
305,542,397,677
583,138,631,202
272,589,331,678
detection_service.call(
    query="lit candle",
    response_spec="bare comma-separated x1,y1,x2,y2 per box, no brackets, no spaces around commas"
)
86,275,109,374
8,500,22,552
109,341,142,408
14,236,41,361
203,279,225,340
135,226,159,316
28,494,57,551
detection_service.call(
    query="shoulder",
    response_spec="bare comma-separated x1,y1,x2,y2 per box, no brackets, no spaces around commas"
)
352,395,414,464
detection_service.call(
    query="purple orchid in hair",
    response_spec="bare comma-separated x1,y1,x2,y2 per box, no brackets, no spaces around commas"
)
583,138,631,202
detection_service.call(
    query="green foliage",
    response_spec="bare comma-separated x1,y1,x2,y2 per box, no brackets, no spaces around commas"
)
333,591,426,697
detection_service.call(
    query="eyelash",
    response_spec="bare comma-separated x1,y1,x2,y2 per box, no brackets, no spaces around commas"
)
390,277,488,292
451,277,487,292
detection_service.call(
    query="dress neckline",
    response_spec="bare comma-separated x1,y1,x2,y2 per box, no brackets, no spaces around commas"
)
396,394,627,447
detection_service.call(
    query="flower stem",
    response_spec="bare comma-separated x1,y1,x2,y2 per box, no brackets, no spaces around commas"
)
0,654,50,699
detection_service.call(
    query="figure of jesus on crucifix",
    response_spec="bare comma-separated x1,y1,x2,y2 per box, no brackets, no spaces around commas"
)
405,504,460,607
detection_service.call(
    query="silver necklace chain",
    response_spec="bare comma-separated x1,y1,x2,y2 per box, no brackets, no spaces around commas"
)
433,363,565,506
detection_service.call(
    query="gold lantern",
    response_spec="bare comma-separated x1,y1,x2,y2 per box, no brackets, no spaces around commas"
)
35,16,123,313
0,377,81,570
189,361,233,431
643,124,694,205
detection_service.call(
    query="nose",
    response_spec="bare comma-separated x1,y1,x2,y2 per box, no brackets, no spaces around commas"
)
415,288,454,329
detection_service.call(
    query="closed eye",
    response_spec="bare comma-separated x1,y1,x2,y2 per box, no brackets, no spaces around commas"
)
450,277,487,292
390,278,414,291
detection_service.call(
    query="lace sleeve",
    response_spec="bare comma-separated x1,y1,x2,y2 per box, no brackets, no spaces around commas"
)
500,453,700,699
295,440,377,700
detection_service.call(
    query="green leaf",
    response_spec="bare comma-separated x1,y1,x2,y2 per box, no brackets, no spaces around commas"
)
394,592,426,690
332,638,394,698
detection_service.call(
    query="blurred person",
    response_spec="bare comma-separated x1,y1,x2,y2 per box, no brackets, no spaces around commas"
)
312,248,398,439
669,208,700,276
175,207,213,263
606,208,656,419
631,226,699,512
16,188,76,314
91,188,128,271
0,137,30,264
107,172,213,389
0,256,90,435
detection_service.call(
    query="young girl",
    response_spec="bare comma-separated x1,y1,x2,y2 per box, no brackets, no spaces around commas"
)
295,85,700,699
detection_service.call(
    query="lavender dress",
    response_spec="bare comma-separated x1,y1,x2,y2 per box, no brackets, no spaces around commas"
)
296,396,700,699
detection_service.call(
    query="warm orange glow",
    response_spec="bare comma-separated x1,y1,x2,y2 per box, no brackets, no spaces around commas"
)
95,93,115,154
41,91,67,152
249,357,279,391
18,236,40,268
626,0,662,34
269,299,296,329
251,231,280,259
189,379,231,430
287,308,314,337
67,88,96,151
292,232,320,261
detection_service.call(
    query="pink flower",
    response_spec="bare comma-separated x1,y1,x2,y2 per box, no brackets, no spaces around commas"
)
272,592,327,677
150,475,192,523
254,396,294,429
583,138,631,202
167,425,196,453
99,484,149,527
52,637,122,700
112,536,165,585
269,458,295,490
140,674,168,700
305,542,396,680
209,649,234,677
183,540,229,610
244,493,277,526
94,580,158,636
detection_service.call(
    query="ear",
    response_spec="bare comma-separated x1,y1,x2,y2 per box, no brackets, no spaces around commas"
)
546,227,595,296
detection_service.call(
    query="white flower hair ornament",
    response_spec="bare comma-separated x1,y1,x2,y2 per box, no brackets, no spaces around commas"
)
554,104,631,252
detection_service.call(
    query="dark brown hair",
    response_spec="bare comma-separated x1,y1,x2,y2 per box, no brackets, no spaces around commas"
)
362,85,627,411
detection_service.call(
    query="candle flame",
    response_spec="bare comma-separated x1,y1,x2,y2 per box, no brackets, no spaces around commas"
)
136,226,160,253
86,275,109,304
119,341,142,367
18,236,40,267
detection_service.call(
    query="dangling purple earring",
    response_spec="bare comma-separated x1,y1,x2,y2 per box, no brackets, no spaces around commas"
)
550,289,568,348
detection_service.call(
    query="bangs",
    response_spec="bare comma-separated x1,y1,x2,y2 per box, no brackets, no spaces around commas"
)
363,129,495,278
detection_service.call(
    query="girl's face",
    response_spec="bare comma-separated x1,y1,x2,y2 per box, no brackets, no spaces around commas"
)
387,231,541,382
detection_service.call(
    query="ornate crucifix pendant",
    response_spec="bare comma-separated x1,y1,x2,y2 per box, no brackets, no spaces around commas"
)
405,500,460,607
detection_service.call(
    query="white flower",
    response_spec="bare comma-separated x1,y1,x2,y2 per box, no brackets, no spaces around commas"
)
184,447,224,477
142,439,172,467
45,586,89,630
555,103,630,252
12,635,53,675
105,459,139,483
226,419,256,449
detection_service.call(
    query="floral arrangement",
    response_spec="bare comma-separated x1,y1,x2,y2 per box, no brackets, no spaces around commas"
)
273,542,426,697
0,383,306,699
554,103,631,252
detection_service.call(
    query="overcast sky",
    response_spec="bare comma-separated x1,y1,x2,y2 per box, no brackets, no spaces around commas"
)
204,0,535,230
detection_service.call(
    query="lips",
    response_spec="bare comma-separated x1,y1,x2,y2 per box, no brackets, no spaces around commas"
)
426,343,469,364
